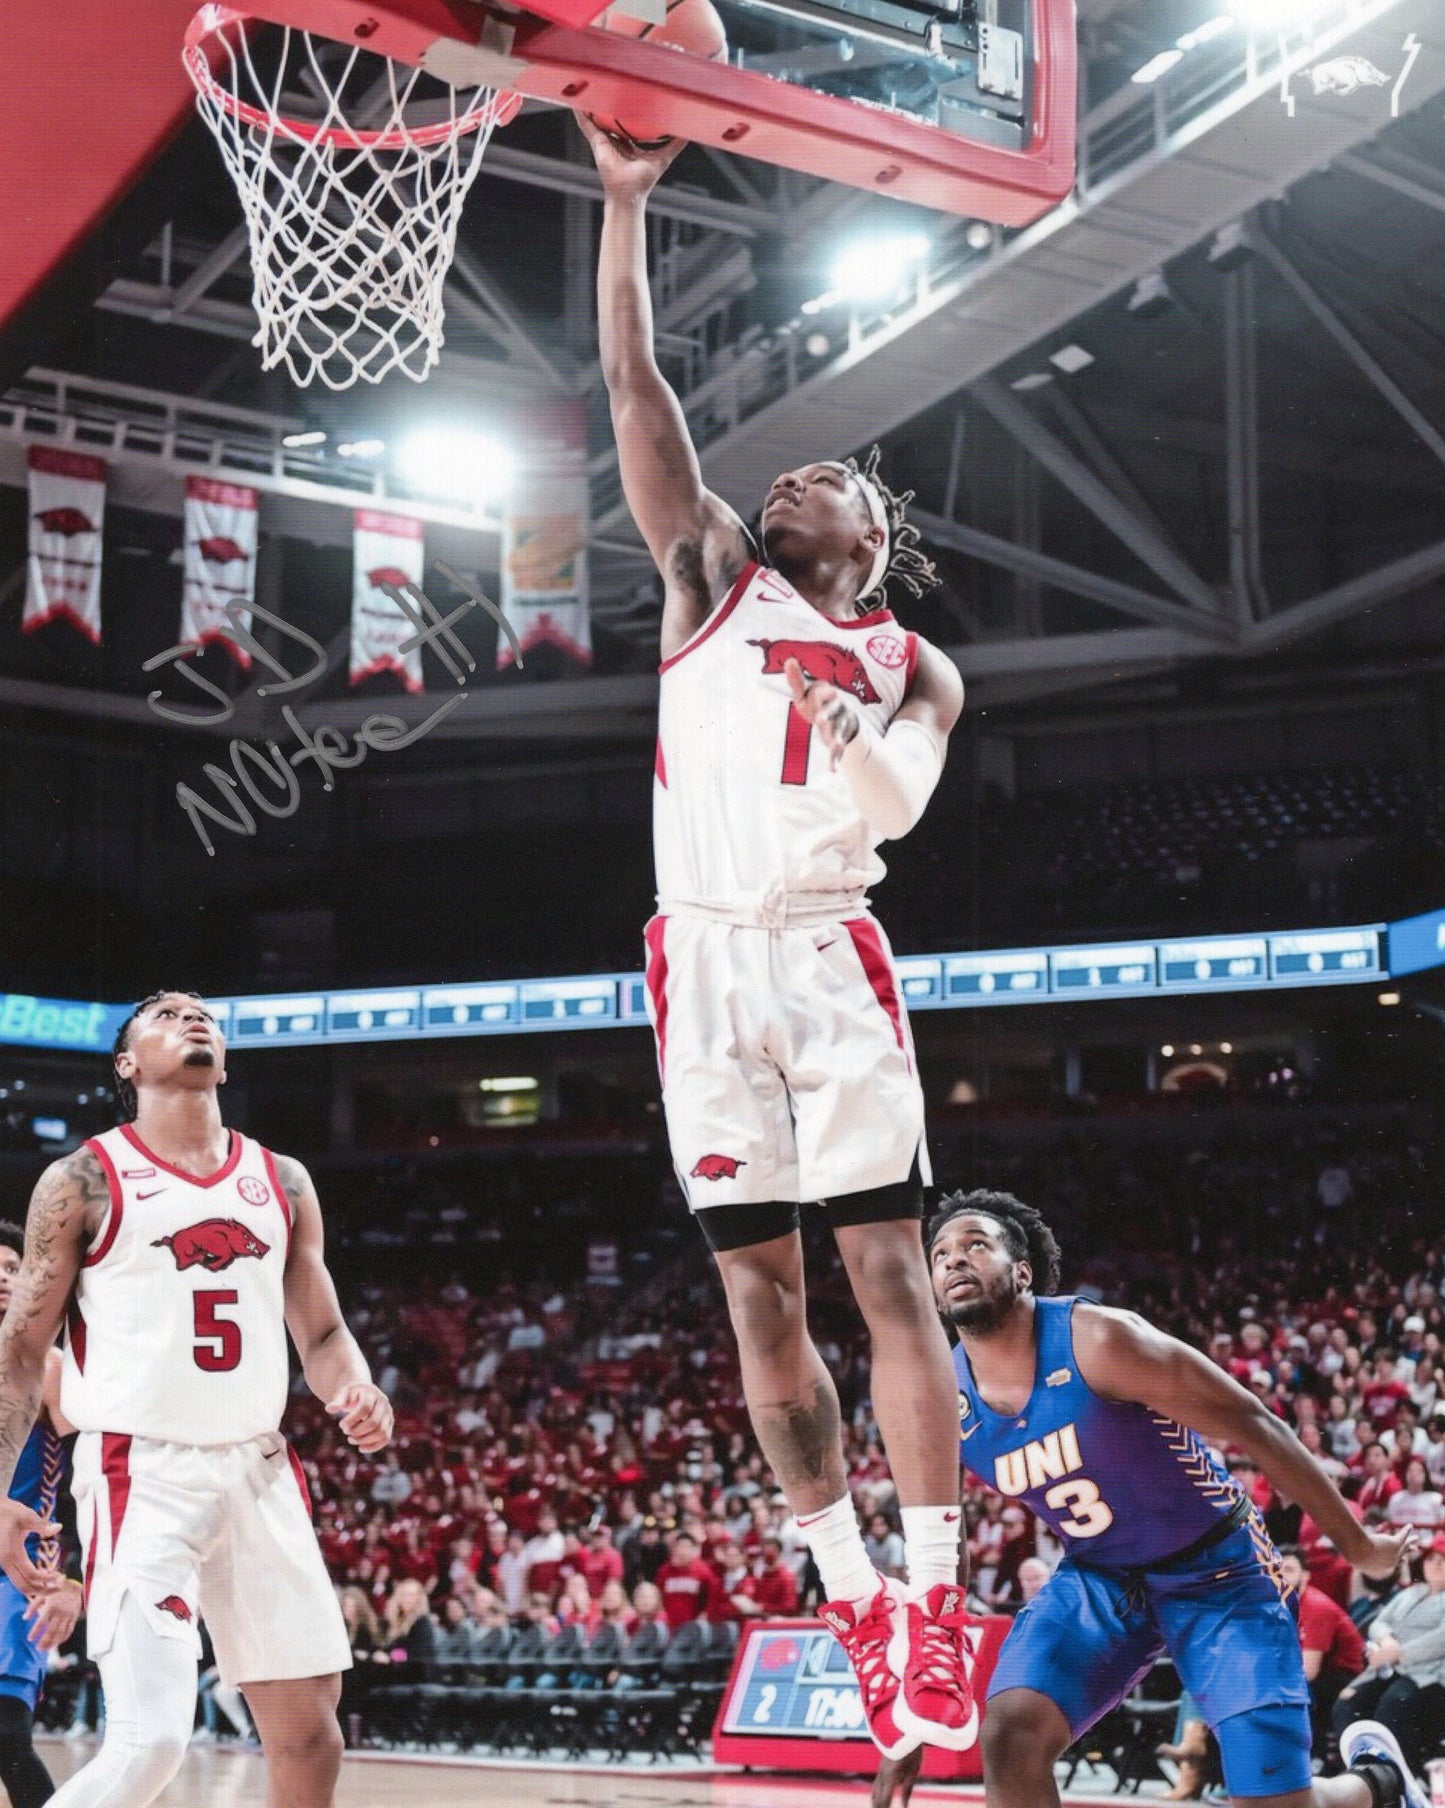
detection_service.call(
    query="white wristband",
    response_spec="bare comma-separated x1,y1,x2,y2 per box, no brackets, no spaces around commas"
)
838,716,943,840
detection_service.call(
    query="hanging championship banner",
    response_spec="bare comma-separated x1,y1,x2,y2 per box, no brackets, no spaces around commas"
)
350,509,426,691
25,446,106,642
180,477,259,667
499,401,591,670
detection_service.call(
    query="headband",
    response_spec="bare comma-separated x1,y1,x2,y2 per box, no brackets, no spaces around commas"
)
828,464,890,600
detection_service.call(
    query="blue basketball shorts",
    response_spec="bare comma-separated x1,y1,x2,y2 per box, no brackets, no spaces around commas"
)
986,1522,1313,1799
0,1577,46,1712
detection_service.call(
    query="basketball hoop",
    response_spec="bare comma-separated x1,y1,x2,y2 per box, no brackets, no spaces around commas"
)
184,5,521,389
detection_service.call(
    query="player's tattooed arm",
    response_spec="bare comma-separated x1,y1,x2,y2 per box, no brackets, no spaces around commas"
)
276,1154,394,1454
1073,1303,1411,1579
0,1149,99,1591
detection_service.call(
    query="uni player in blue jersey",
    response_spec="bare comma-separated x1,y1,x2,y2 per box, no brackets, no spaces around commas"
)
0,1221,81,1808
874,1190,1424,1808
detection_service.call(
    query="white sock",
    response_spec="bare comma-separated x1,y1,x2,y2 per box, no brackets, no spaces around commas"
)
798,1496,877,1606
902,1504,961,1595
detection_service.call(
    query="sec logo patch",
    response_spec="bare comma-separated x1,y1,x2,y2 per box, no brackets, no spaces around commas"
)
238,1175,271,1207
867,634,907,669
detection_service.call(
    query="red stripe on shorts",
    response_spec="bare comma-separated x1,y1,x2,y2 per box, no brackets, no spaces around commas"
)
287,1442,313,1518
844,918,907,1060
644,916,670,1083
83,1501,97,1606
101,1432,132,1557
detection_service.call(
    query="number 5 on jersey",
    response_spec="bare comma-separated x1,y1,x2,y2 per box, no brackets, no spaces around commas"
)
194,1290,242,1372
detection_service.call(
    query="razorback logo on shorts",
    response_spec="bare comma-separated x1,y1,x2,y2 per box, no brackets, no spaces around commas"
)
152,1218,270,1271
237,1175,271,1207
691,1154,747,1181
156,1595,193,1622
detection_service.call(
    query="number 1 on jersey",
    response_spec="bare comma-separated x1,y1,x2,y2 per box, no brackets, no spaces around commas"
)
193,1290,242,1372
781,704,812,786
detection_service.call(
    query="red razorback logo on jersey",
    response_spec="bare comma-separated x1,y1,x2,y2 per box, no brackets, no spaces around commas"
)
156,1595,193,1623
747,638,882,704
152,1219,270,1272
691,1154,747,1181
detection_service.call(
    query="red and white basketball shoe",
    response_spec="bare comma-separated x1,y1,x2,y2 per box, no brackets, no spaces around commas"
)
888,1582,980,1751
819,1577,921,1760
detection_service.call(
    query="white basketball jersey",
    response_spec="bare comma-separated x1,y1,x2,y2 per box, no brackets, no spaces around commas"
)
61,1124,293,1446
654,561,919,923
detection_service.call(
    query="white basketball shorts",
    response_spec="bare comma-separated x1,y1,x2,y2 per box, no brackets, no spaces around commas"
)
643,910,931,1210
73,1429,351,1687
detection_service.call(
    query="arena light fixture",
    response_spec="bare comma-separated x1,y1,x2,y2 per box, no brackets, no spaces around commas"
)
829,232,931,304
336,436,386,459
1131,49,1184,83
965,221,995,251
1177,15,1235,49
1227,0,1334,28
281,427,328,449
1050,343,1094,374
395,427,514,505
478,1075,539,1091
1220,1042,1233,1055
1378,992,1402,1006
1161,1044,1175,1057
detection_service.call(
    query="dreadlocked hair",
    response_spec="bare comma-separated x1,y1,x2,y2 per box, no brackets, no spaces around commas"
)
925,1189,1063,1296
844,444,941,612
113,989,205,1124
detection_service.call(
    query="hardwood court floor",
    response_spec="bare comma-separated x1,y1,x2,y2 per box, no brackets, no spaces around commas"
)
37,1738,1138,1806
38,1741,967,1806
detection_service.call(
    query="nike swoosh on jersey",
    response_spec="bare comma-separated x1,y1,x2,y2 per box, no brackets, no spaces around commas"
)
959,1423,981,1442
137,1189,167,1200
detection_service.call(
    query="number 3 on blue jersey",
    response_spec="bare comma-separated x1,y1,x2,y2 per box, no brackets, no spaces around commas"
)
1044,1476,1115,1538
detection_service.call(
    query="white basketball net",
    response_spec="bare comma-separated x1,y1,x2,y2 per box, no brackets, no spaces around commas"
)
185,10,512,389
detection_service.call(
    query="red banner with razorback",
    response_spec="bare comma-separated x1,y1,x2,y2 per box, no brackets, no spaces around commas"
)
181,476,260,668
350,509,426,692
25,445,106,643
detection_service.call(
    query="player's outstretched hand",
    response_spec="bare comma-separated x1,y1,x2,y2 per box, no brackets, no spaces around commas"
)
785,657,860,769
0,1500,63,1596
24,1577,82,1652
326,1382,394,1454
872,1748,924,1808
575,111,687,199
1357,1524,1417,1579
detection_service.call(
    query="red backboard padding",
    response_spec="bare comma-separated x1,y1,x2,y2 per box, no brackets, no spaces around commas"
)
0,0,202,331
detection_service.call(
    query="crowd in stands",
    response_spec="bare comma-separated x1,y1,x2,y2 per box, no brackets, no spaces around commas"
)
37,1108,1445,1769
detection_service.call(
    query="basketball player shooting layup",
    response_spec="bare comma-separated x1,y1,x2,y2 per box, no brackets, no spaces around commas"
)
0,991,394,1808
581,113,974,1757
873,1192,1427,1808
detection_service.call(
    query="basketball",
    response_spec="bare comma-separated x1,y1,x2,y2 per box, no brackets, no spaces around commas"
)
589,0,728,150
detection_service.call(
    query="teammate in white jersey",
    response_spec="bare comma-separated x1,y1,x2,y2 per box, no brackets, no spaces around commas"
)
581,117,974,1757
0,990,393,1808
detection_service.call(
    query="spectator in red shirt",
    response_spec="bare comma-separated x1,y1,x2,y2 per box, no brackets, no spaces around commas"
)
655,1531,722,1629
748,1535,801,1617
1357,1441,1404,1517
579,1525,625,1599
1280,1547,1365,1759
1362,1354,1411,1430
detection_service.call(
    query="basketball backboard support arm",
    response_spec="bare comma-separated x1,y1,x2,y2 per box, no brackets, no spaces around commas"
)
227,0,1077,223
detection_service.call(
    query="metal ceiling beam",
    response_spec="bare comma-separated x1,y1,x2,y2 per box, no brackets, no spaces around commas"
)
1335,150,1445,220
449,246,574,390
482,145,769,237
1044,386,1184,569
1222,261,1267,627
971,377,1224,617
1250,228,1445,471
1246,535,1445,650
911,510,1235,641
